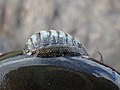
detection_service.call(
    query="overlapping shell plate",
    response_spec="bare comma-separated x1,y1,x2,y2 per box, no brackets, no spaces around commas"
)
22,30,89,57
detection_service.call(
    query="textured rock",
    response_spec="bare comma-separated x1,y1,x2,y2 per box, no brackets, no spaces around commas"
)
0,0,120,71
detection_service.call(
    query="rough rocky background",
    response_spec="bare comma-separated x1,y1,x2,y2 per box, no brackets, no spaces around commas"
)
0,0,120,72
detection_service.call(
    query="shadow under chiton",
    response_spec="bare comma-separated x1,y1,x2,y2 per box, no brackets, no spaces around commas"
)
0,30,120,90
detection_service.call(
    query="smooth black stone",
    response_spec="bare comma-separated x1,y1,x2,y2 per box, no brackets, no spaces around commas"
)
0,54,120,90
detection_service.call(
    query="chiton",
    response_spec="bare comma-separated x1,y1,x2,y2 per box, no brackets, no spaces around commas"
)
22,30,89,57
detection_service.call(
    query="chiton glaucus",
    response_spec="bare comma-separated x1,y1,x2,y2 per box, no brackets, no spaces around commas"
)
22,30,89,57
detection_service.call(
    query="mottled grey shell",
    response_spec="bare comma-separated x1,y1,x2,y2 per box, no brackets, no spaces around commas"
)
22,30,89,57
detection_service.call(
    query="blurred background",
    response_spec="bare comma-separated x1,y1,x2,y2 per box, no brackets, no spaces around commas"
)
0,0,120,72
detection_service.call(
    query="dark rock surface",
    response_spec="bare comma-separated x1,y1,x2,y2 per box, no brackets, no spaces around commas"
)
0,0,120,71
0,54,120,90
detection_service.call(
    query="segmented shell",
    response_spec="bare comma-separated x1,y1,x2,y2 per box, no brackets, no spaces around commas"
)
22,30,89,57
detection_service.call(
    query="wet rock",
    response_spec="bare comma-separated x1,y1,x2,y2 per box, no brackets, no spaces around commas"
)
0,53,120,90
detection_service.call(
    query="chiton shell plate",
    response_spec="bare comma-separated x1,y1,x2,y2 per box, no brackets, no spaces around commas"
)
23,30,89,57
